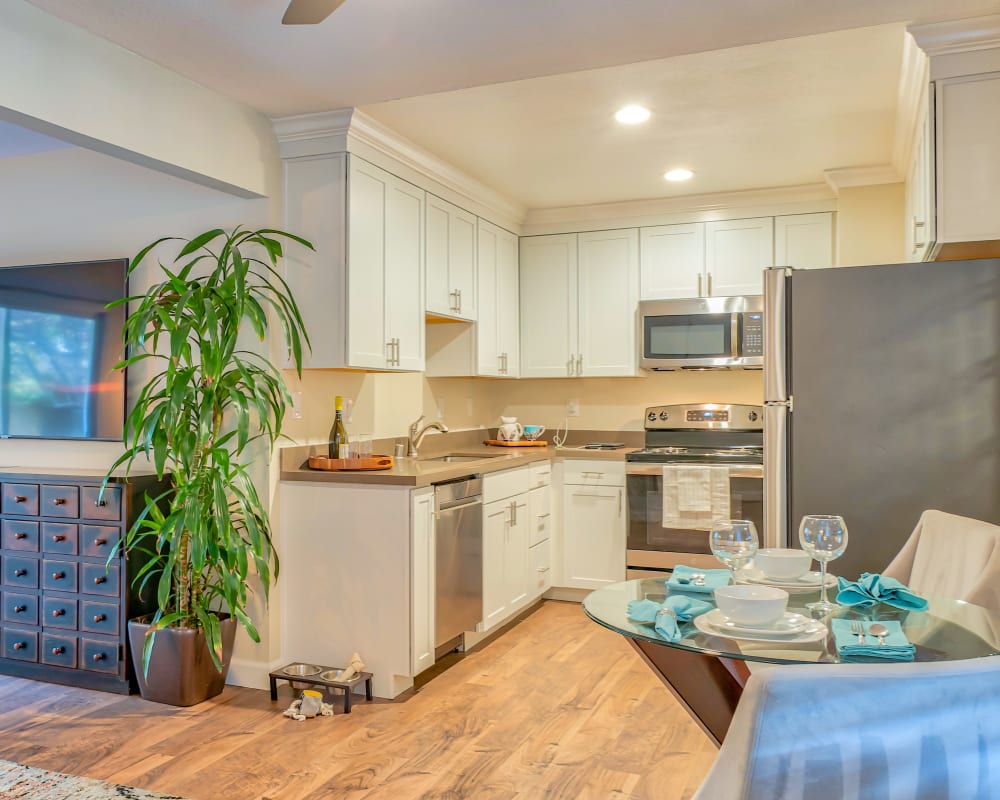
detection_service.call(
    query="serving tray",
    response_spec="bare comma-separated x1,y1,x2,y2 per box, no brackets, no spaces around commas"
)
483,439,548,447
307,454,394,471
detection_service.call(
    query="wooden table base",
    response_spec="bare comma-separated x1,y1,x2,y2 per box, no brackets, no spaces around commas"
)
628,639,748,746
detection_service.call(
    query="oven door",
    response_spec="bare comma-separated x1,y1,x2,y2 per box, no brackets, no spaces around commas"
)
625,463,764,577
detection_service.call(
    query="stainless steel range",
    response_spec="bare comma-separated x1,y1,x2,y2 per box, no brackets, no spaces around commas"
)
625,403,764,577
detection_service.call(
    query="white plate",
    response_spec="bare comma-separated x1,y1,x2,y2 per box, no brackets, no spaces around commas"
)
707,609,812,636
737,568,837,592
694,609,828,643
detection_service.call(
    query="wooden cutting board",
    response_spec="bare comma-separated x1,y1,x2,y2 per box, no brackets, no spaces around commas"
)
307,454,395,471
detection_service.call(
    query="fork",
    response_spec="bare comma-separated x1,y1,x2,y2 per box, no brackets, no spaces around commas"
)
850,620,865,644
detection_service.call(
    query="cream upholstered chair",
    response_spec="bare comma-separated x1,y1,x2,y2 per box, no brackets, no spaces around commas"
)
692,655,1000,799
883,509,1000,615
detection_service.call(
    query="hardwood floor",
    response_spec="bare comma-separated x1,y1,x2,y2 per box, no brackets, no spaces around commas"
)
0,601,716,799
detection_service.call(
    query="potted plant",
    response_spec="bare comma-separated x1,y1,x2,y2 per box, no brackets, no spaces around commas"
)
106,226,311,706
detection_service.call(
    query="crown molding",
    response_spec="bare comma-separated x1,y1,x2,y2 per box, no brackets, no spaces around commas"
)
271,107,525,229
909,14,1000,56
823,165,902,195
891,34,929,177
522,183,836,231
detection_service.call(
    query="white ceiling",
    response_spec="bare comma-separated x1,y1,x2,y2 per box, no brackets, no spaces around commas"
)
0,119,73,159
18,0,1000,209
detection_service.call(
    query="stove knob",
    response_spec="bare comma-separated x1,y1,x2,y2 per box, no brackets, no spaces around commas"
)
659,411,669,420
647,412,657,422
748,410,759,422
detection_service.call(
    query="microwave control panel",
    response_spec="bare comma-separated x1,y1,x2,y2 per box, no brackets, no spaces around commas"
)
741,312,764,356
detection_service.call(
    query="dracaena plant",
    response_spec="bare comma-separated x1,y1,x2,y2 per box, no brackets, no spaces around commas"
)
105,227,311,672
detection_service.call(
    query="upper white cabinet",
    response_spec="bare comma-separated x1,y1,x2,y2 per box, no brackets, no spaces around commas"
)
774,213,835,269
934,71,1000,248
283,153,425,371
520,229,639,378
904,82,936,262
641,217,776,299
476,220,520,377
425,194,477,321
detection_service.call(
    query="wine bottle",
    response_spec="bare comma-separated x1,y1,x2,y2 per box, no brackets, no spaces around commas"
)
329,396,349,459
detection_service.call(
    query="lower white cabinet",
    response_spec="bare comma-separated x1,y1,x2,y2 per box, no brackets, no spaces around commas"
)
561,461,626,590
411,488,435,675
528,485,552,594
482,494,528,631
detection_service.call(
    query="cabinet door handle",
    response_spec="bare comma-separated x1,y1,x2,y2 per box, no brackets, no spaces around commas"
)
706,272,713,296
51,608,65,617
51,647,65,655
93,576,107,585
92,652,106,662
14,569,27,577
12,642,26,651
697,273,703,297
618,489,623,515
94,538,107,546
14,532,26,540
536,567,551,573
913,217,926,249
576,354,583,376
13,605,26,613
53,534,66,542
52,572,66,580
93,614,106,623
53,497,67,506
14,495,28,503
567,356,574,376
456,289,462,313
95,499,108,507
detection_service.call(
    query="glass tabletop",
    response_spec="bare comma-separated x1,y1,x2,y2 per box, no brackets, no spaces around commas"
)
583,578,1000,665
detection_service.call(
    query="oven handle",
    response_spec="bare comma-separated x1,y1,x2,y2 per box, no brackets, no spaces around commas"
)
625,463,764,479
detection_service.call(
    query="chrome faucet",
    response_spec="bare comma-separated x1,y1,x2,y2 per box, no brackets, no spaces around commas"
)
407,415,449,457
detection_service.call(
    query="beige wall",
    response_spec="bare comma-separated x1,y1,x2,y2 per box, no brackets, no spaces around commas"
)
836,183,905,267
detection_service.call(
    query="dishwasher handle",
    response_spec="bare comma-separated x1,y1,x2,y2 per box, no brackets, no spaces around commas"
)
436,496,483,513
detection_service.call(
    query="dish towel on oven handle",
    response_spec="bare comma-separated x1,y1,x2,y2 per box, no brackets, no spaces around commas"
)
627,595,714,642
661,465,731,530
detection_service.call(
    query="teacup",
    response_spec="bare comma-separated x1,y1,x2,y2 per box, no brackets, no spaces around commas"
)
497,416,523,442
523,424,546,441
754,548,812,581
713,585,789,627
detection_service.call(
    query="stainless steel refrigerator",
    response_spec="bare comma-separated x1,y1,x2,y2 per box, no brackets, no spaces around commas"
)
763,259,1000,580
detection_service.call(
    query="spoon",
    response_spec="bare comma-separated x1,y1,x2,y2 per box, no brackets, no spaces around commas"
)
868,623,889,646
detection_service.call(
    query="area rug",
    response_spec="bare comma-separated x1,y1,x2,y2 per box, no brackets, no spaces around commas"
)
0,758,190,799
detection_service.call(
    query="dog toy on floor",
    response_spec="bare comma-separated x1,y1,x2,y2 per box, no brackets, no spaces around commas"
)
283,689,335,721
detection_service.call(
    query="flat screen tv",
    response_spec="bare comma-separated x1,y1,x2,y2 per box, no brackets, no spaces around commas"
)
0,259,127,441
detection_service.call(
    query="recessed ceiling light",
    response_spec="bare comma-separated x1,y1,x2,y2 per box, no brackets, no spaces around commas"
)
664,168,694,182
615,105,650,125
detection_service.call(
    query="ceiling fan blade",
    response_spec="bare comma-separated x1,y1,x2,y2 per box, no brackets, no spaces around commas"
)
282,0,347,25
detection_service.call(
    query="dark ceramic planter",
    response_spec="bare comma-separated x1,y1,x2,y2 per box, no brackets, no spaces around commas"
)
128,614,237,706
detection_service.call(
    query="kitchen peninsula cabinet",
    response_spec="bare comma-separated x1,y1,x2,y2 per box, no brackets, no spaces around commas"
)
519,229,638,378
425,194,477,321
282,153,425,371
411,488,435,675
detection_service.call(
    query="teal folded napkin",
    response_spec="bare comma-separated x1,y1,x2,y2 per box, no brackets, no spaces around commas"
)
836,572,929,611
627,595,714,642
665,564,732,594
831,618,915,661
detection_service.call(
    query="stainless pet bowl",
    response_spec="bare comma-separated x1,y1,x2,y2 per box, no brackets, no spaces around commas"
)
319,669,346,682
283,663,322,677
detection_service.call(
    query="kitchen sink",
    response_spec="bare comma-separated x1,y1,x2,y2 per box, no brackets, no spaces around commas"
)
422,453,508,462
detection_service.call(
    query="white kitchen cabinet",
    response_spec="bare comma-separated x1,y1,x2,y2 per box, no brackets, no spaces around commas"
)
410,488,435,675
476,220,520,377
425,194,477,321
528,485,552,595
640,217,775,300
520,229,639,378
774,213,835,269
350,156,425,371
282,153,425,371
561,461,625,590
481,494,529,631
639,223,706,300
705,217,774,296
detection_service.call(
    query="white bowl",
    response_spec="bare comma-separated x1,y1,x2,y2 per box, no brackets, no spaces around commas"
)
713,585,789,627
753,548,813,581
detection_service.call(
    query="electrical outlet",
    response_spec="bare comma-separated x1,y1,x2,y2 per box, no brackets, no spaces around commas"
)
567,398,580,417
343,397,354,424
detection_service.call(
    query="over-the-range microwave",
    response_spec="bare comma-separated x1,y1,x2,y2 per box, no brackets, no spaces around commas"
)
639,296,764,370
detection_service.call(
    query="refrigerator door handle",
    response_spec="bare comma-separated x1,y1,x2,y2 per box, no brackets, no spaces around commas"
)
763,402,789,550
764,267,791,402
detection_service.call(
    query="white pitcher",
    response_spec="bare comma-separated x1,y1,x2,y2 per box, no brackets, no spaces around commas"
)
497,416,523,442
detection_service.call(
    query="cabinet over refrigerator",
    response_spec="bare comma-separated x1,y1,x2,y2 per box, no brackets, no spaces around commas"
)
762,260,1000,580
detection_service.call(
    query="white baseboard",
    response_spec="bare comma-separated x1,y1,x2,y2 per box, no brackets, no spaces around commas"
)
543,586,589,603
226,656,286,691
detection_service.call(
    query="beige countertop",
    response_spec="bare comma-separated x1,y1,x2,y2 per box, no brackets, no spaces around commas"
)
279,428,642,487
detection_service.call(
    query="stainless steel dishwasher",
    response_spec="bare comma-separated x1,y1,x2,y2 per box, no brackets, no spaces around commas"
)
433,475,483,658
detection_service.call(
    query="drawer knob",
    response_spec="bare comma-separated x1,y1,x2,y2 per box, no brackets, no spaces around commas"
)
53,534,66,542
52,572,66,580
93,576,107,585
94,538,107,546
51,646,65,655
95,499,108,507
12,642,25,651
14,532,26,540
51,608,65,617
93,614,106,623
14,569,27,577
13,605,26,613
14,495,27,503
53,498,67,506
92,652,106,662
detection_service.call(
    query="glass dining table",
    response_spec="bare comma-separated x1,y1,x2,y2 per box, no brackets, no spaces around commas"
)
583,578,1000,745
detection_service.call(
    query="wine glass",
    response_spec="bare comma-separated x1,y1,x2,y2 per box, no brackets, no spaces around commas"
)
710,520,759,573
799,515,848,614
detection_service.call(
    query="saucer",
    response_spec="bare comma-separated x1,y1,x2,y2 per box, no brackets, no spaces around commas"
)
737,568,837,592
694,609,828,643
